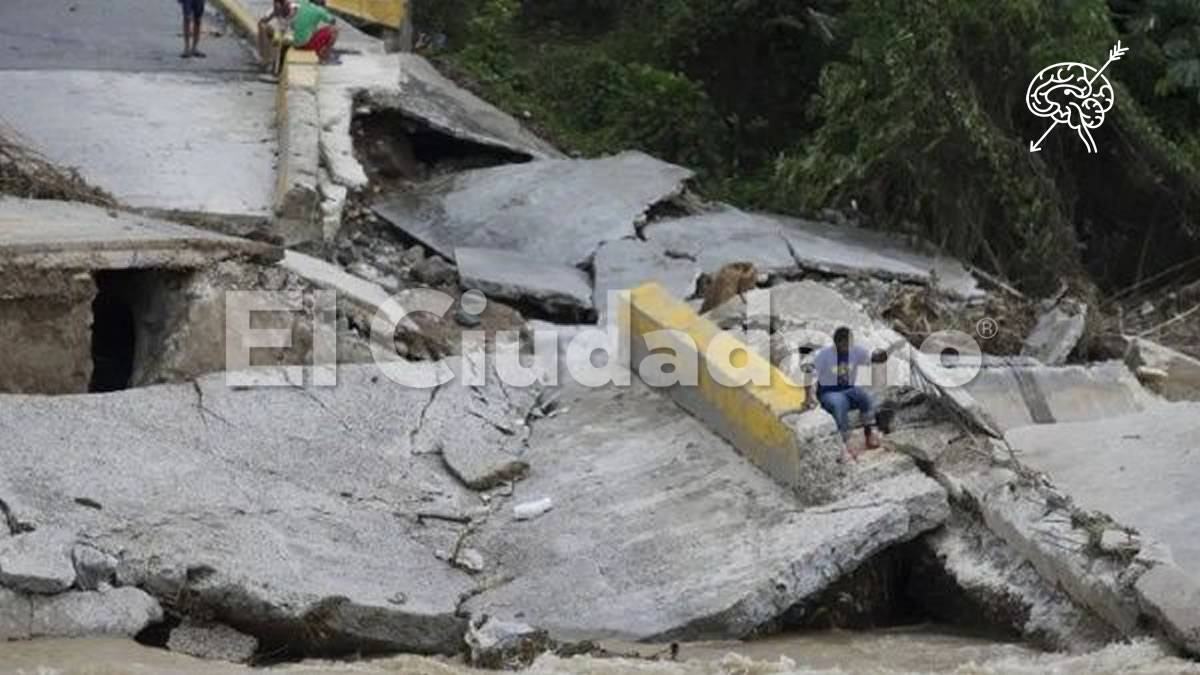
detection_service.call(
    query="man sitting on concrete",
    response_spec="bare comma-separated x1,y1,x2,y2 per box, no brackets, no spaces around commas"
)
291,0,340,65
258,0,297,70
811,326,888,459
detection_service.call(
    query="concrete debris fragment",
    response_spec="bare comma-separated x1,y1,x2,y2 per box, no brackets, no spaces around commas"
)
1125,337,1200,401
1098,529,1140,555
456,247,594,319
30,587,162,638
465,615,552,669
0,528,77,594
513,498,553,521
71,544,118,592
644,206,980,298
592,238,700,318
167,621,260,663
1022,299,1087,365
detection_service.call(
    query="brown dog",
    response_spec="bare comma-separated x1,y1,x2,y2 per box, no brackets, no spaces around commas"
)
699,262,758,313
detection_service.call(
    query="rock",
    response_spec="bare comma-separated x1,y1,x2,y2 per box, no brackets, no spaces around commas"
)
0,588,32,640
0,527,77,594
411,255,458,287
167,621,259,663
402,245,427,267
72,544,118,591
1125,337,1200,401
1022,299,1087,366
455,247,594,319
455,548,486,574
346,261,387,285
1099,529,1140,555
466,616,552,669
592,238,699,318
1135,563,1200,657
30,587,162,638
373,152,693,268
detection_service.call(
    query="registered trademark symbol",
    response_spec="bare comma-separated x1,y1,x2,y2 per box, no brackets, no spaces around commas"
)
976,317,999,340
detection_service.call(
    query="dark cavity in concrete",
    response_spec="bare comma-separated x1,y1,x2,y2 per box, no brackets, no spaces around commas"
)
89,271,138,392
351,106,532,188
758,539,1023,642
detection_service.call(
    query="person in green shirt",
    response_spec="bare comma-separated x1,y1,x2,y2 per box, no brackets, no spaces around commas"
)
291,0,340,64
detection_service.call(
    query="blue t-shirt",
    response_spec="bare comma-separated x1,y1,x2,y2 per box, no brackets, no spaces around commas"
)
812,344,870,394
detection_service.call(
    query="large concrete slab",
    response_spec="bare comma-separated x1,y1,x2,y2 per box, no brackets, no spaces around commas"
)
0,70,276,223
592,238,700,318
644,207,980,298
373,152,693,267
0,198,279,269
958,361,1155,433
318,52,560,192
465,382,949,641
0,0,256,73
0,366,477,654
456,247,593,318
1006,403,1200,581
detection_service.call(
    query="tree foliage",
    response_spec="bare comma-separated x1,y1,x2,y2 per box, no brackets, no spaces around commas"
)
424,0,1200,293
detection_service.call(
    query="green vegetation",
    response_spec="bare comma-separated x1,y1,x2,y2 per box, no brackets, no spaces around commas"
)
418,0,1200,294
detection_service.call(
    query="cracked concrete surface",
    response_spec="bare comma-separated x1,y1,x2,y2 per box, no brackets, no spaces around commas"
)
373,151,694,268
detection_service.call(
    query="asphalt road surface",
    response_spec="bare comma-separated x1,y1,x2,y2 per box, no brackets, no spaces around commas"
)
0,0,257,73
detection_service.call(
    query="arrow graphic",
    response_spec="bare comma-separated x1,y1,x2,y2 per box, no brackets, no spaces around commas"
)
1030,41,1127,153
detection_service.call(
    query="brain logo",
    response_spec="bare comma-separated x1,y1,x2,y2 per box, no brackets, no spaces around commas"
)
1027,42,1127,154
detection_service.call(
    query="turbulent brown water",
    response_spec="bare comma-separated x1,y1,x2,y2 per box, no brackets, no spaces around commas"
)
1,628,1197,675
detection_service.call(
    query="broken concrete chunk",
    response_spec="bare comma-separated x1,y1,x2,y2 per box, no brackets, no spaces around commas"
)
1135,563,1200,657
72,544,118,591
466,616,551,669
411,255,458,287
1022,299,1087,366
643,206,980,297
592,238,699,318
167,621,259,663
0,588,32,640
1098,529,1140,555
374,152,693,268
444,441,530,491
1125,337,1200,402
706,281,874,339
454,548,486,574
30,587,162,638
456,247,593,318
513,498,553,521
0,527,77,594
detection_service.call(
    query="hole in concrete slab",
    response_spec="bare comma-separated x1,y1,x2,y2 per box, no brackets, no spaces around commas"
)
89,271,138,392
757,540,1023,643
352,107,532,188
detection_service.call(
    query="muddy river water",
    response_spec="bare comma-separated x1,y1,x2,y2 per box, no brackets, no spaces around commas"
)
2,627,1197,675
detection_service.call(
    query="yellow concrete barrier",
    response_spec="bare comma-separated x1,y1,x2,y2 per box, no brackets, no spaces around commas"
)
328,0,407,29
621,283,829,492
210,0,258,38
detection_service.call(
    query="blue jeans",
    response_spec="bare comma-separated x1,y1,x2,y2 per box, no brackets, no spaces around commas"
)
818,387,875,438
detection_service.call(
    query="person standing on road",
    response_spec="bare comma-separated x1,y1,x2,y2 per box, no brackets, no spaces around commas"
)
179,0,207,58
811,326,889,460
291,0,340,65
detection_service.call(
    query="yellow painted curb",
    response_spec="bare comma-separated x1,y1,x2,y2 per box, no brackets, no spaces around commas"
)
328,0,407,29
210,0,258,42
621,283,815,489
